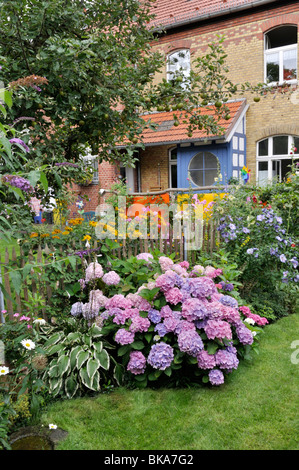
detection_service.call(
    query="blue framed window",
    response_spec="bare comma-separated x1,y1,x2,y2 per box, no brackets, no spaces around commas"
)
188,151,219,186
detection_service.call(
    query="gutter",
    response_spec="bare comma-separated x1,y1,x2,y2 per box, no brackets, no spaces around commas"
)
151,0,280,32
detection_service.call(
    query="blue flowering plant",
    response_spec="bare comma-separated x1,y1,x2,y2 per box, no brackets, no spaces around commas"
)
70,253,268,388
213,190,298,318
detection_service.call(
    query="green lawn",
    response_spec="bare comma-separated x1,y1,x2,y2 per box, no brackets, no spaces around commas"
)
40,312,299,450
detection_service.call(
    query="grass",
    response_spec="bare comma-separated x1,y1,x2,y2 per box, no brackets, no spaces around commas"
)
39,312,299,450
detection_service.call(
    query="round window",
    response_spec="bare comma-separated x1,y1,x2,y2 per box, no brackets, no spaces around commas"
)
188,152,219,186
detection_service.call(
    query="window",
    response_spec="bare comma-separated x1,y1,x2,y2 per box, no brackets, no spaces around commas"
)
169,147,177,188
257,135,299,185
264,26,297,84
167,49,190,88
80,147,99,184
188,151,219,187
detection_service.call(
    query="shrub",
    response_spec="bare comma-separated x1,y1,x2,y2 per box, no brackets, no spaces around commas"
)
69,253,268,388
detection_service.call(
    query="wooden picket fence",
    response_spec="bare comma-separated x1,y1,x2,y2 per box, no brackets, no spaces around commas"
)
0,219,219,321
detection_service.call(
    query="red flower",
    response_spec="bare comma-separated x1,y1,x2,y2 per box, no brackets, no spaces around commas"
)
41,218,46,223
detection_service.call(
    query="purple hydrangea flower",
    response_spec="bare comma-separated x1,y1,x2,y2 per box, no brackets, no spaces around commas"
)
181,297,207,322
70,302,83,317
208,369,225,386
219,295,238,308
197,350,216,369
235,322,254,345
127,351,147,375
154,322,168,337
148,309,161,324
82,302,99,320
115,328,135,345
177,329,204,356
147,343,174,370
215,349,239,371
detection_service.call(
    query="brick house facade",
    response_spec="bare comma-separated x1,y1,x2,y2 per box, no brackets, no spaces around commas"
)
70,0,299,213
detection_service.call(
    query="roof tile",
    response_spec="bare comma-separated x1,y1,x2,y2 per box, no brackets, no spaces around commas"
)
137,99,246,146
149,0,275,28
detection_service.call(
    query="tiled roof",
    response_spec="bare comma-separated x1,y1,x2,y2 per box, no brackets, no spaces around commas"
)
149,0,277,29
137,99,247,146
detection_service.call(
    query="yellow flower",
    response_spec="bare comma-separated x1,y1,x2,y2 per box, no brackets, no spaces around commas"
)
52,229,62,234
89,221,97,227
62,231,69,235
40,233,50,238
30,232,39,238
52,235,60,239
83,235,91,241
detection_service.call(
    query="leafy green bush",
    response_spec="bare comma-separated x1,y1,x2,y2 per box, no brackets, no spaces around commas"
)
39,317,122,399
211,180,299,319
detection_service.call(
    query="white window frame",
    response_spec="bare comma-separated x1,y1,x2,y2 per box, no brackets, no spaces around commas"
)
169,147,178,188
81,149,99,184
166,49,191,87
264,29,298,85
256,135,299,185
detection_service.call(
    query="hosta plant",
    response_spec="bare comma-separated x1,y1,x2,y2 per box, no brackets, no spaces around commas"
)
39,317,123,399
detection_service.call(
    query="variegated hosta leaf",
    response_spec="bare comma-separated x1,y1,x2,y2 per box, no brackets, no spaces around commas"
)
48,364,60,378
66,332,81,344
69,346,83,369
96,348,110,370
91,370,100,391
89,325,103,338
93,341,103,354
113,364,124,386
45,343,64,356
76,350,90,369
86,357,100,381
57,354,71,376
44,331,65,348
49,377,63,395
80,367,97,391
65,374,79,399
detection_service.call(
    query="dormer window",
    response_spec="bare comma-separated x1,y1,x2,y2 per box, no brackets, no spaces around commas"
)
167,49,190,87
264,26,297,84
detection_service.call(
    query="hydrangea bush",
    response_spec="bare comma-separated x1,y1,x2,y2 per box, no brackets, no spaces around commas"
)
70,253,268,388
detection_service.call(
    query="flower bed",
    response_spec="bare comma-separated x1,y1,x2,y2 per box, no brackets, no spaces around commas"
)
70,253,268,388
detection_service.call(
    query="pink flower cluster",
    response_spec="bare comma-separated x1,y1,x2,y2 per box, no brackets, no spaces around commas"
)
239,306,269,326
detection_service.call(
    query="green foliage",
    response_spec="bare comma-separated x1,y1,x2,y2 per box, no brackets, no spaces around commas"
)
39,317,121,399
210,178,299,319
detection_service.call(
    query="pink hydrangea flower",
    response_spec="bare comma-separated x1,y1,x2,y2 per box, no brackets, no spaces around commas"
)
85,262,104,282
102,271,121,286
159,256,174,272
204,319,233,340
164,287,183,305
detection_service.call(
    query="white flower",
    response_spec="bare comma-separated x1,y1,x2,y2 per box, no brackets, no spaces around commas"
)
33,318,46,326
0,366,9,376
21,339,36,350
244,318,255,325
49,424,57,429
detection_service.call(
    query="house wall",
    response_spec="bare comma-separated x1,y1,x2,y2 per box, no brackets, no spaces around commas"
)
149,1,299,182
70,161,119,215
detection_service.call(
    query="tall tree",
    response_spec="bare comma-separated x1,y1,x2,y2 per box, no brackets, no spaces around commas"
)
0,0,166,183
